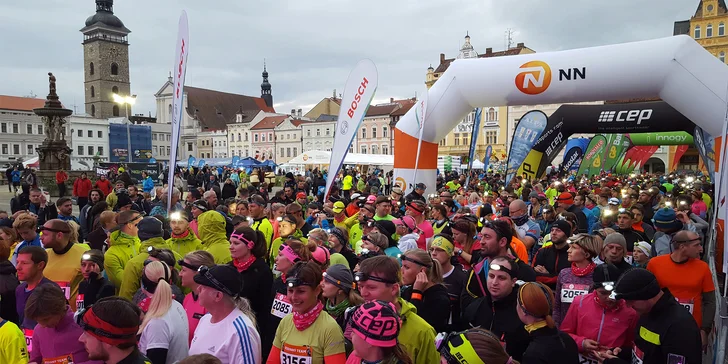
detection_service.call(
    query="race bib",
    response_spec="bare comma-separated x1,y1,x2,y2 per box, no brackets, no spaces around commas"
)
632,345,644,364
579,354,599,364
45,354,74,364
24,328,33,353
57,281,71,300
271,293,292,319
280,343,312,364
675,297,694,314
561,284,589,303
76,294,85,311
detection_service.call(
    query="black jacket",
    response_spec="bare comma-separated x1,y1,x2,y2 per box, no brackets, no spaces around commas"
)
615,228,648,253
604,289,702,364
222,183,237,200
86,227,108,252
566,204,589,233
336,247,358,270
401,283,451,333
262,277,288,362
405,191,426,204
0,261,19,324
19,202,57,227
235,258,273,344
532,243,571,290
522,326,579,364
462,257,536,310
443,266,468,332
78,274,116,309
463,287,530,361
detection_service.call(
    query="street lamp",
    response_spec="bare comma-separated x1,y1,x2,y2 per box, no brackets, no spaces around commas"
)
113,94,137,163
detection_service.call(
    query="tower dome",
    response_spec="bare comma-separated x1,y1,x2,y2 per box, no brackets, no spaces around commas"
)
84,0,127,29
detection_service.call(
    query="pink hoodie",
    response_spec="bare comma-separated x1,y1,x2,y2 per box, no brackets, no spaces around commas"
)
560,291,638,352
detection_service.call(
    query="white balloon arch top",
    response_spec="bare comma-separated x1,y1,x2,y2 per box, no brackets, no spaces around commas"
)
393,35,728,194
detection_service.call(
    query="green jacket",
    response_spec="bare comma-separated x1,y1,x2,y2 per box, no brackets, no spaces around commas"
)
166,228,203,258
397,298,439,364
197,211,232,264
118,237,180,300
104,230,140,292
106,191,118,210
269,229,307,268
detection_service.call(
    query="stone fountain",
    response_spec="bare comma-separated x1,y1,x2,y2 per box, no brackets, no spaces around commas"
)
33,72,73,171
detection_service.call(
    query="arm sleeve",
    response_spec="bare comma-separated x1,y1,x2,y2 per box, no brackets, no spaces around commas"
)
141,320,170,351
118,263,141,300
146,348,168,364
104,253,124,289
266,345,281,364
4,328,29,364
702,291,717,331
689,213,709,231
553,273,563,326
417,328,440,364
662,320,703,364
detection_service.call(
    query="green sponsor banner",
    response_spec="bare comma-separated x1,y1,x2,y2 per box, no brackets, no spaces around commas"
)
603,134,627,172
628,131,693,146
577,135,608,177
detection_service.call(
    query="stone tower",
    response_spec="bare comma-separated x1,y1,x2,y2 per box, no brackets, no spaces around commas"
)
80,0,131,118
261,60,273,108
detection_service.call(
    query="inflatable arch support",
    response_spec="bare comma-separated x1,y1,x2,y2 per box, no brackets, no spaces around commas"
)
393,35,728,194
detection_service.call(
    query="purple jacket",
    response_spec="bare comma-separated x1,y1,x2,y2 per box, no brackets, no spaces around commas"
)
553,267,594,328
30,308,103,364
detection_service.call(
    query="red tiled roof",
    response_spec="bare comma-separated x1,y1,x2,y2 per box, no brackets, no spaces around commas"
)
0,95,46,112
185,86,276,131
251,115,287,130
391,102,415,117
434,59,454,74
434,47,529,74
291,119,310,127
365,104,400,117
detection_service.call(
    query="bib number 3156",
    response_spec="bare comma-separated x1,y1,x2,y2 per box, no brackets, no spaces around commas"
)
281,343,312,364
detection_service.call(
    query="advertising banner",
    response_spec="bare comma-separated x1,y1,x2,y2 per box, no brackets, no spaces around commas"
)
168,11,189,212
603,134,628,172
484,145,492,171
465,108,482,186
507,110,549,184
578,135,607,177
231,155,240,168
187,156,196,168
411,87,429,187
627,131,693,146
671,145,689,170
560,147,583,175
694,126,716,178
99,163,162,183
198,159,205,168
324,60,378,197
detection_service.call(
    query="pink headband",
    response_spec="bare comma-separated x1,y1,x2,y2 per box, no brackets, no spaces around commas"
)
230,232,254,249
280,244,301,263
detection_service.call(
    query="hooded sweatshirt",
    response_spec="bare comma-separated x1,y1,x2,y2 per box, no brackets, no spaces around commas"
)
197,211,232,264
560,291,638,357
166,228,204,258
104,230,140,291
118,237,180,300
30,308,102,364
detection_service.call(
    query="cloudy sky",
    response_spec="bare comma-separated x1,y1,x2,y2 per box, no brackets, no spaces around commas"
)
0,0,695,117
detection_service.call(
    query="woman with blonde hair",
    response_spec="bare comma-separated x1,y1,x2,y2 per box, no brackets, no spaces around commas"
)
517,282,579,363
0,226,19,252
553,233,602,327
179,250,215,344
138,260,190,364
400,248,450,333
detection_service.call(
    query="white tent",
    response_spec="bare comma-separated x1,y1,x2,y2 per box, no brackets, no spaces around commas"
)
472,159,484,169
288,151,394,166
288,151,331,165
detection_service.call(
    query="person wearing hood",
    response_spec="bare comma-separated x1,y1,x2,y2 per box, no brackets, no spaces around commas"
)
196,210,232,264
166,211,203,258
104,210,141,291
118,217,180,300
77,249,115,311
651,208,697,256
141,171,155,193
463,256,531,361
79,188,104,237
560,263,639,363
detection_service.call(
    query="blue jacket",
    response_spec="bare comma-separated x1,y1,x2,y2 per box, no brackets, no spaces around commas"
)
142,176,155,193
10,171,21,183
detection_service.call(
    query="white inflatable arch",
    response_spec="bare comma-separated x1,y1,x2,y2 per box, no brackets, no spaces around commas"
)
393,35,728,194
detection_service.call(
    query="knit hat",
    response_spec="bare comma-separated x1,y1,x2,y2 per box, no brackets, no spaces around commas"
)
351,300,401,347
395,215,418,232
634,241,652,258
652,208,682,230
528,191,539,199
431,235,455,256
592,263,621,288
366,195,377,204
296,192,307,199
138,217,164,241
556,192,574,205
323,264,355,293
373,220,396,248
613,268,661,301
311,245,331,266
363,232,389,251
551,220,572,237
116,193,132,209
192,199,209,212
81,249,105,271
603,233,627,251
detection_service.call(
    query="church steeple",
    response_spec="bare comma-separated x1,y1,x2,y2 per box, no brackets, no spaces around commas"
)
261,59,273,108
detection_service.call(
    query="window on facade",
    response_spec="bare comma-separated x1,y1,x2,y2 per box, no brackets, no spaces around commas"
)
98,146,104,155
695,25,701,39
488,108,496,121
98,130,102,138
721,52,726,63
382,145,389,155
111,63,119,75
188,143,193,151
362,128,367,139
372,127,377,138
454,137,460,146
236,133,240,141
280,148,285,157
153,146,158,155
167,146,170,155
91,105,96,117
245,132,249,141
168,104,172,118
13,145,19,155
326,128,330,136
166,135,170,141
78,129,83,137
112,105,120,117
112,86,119,94
361,145,367,154
349,145,354,153
286,148,291,157
721,22,725,36
708,24,714,37
89,62,95,75
261,134,266,142
245,149,249,157
293,147,297,156
38,125,43,135
77,146,83,155
12,124,18,133
268,133,272,141
1,123,5,133
1,144,6,154
307,129,311,137
316,129,321,136
254,134,258,142
382,127,387,138
91,86,95,98
27,145,33,154
88,146,94,155
371,145,379,154
27,125,32,134
88,130,93,138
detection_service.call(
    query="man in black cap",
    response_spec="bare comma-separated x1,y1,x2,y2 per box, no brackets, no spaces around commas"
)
189,265,262,363
531,219,572,290
405,183,426,204
598,268,702,364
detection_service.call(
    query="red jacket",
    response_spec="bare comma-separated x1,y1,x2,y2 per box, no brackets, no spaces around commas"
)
73,177,93,198
560,291,638,353
55,171,68,184
94,178,113,196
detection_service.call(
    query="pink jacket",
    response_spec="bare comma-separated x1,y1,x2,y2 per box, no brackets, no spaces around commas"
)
559,291,638,352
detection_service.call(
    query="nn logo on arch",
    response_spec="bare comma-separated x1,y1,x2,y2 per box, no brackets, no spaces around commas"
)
515,61,586,95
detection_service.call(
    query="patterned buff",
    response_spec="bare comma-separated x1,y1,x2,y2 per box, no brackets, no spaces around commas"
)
293,301,324,331
571,261,596,277
232,256,256,272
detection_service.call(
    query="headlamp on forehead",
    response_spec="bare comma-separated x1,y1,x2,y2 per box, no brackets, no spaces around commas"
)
601,281,616,292
353,272,398,285
286,276,314,288
618,208,627,214
665,201,672,207
679,200,687,206
489,263,513,277
169,212,183,221
686,176,695,183
82,254,92,260
521,179,527,184
602,209,613,217
630,173,636,178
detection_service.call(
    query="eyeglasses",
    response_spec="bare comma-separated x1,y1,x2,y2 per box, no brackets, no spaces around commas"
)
197,265,236,297
354,272,398,285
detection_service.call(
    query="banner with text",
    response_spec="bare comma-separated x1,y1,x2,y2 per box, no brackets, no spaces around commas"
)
324,59,379,197
465,108,482,186
603,134,629,172
168,11,189,212
560,147,583,175
484,145,492,171
508,110,548,184
577,135,607,177
694,126,716,178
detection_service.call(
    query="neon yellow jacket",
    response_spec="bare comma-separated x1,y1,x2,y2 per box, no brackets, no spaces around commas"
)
104,230,140,292
197,211,232,264
166,228,204,258
397,298,439,364
118,237,180,300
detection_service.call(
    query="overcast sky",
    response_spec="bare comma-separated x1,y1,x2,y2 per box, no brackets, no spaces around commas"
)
0,0,695,118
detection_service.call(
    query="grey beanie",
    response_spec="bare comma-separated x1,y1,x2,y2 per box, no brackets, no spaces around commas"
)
324,264,354,293
138,217,164,241
603,233,627,252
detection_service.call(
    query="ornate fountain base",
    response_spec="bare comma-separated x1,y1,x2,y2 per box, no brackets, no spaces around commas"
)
36,141,72,171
